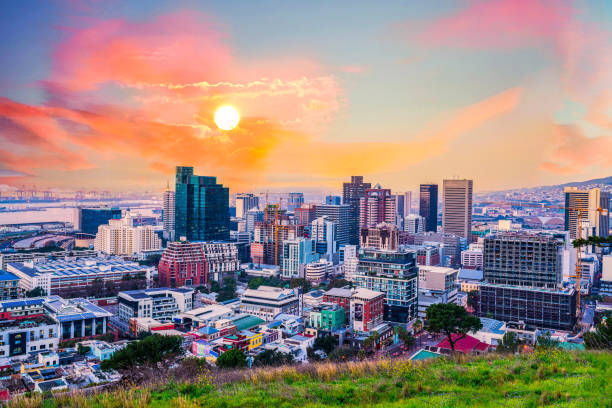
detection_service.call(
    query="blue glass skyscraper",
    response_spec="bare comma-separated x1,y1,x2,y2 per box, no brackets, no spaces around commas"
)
175,166,230,241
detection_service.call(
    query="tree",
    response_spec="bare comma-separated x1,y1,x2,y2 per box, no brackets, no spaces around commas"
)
394,326,415,347
496,332,521,353
25,287,46,298
101,334,182,371
314,334,338,354
326,278,351,290
77,343,91,355
328,345,355,362
216,348,247,369
253,349,294,367
363,331,380,352
289,278,311,293
536,333,560,349
413,319,424,334
467,290,479,311
216,277,237,302
425,303,483,352
584,313,612,350
196,285,209,294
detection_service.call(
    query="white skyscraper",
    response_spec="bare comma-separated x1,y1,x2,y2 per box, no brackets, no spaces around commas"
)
442,179,473,239
94,214,162,256
236,193,259,218
162,190,175,241
404,214,425,234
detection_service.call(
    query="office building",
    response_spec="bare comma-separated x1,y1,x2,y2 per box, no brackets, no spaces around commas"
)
478,284,576,331
74,207,122,235
251,209,304,265
235,194,259,218
394,191,412,220
201,242,241,284
311,216,338,259
417,265,458,318
414,245,441,266
0,316,58,358
354,249,418,323
359,185,396,227
564,187,610,239
158,240,206,287
404,214,425,234
44,296,113,340
117,287,194,328
442,179,473,239
419,184,438,232
461,243,484,270
295,204,317,226
239,286,300,321
359,222,398,251
412,231,465,267
350,288,384,333
162,189,175,241
339,244,357,263
0,271,20,300
343,176,372,245
305,260,333,285
287,192,304,213
483,232,563,289
175,166,230,241
281,238,319,279
314,204,351,245
245,209,265,235
325,195,341,205
94,214,162,256
8,258,153,297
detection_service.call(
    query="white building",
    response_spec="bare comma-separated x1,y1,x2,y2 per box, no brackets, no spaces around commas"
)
461,244,483,270
94,214,162,256
162,190,175,241
311,216,338,260
235,194,259,218
281,238,318,279
241,263,280,278
0,316,59,359
343,257,359,282
417,265,458,318
305,260,333,285
117,287,194,329
239,286,300,321
404,214,425,234
200,242,241,283
179,304,234,327
601,255,612,297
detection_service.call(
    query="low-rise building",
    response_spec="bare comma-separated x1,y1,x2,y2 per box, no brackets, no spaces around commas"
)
0,271,20,300
308,302,345,331
179,304,234,328
241,263,280,279
457,269,484,293
0,316,59,358
417,265,458,318
117,287,194,330
350,288,384,333
44,296,113,340
305,260,332,285
323,287,353,322
239,286,300,321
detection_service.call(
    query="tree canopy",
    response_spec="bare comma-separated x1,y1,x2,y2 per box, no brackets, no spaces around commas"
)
425,303,483,352
572,236,612,248
584,312,612,350
101,335,183,371
216,348,247,369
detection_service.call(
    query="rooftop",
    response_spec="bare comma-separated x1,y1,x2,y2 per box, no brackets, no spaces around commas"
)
352,288,384,300
324,288,353,298
0,271,19,281
479,317,506,335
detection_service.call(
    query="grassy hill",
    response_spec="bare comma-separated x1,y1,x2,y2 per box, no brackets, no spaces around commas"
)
10,350,612,407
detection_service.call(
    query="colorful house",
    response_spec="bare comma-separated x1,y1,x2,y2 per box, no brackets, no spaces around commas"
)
240,330,263,350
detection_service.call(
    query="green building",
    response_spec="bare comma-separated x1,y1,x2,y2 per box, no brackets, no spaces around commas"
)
309,302,345,330
175,166,230,242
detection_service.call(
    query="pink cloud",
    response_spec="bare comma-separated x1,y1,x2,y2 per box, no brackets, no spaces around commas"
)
418,0,571,49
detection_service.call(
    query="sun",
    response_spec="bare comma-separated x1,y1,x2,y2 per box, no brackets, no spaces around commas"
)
214,105,240,131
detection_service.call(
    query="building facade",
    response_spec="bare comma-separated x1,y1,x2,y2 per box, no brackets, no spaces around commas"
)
158,240,206,287
117,287,194,327
0,272,20,300
359,222,398,251
442,179,473,239
314,204,351,245
162,189,175,241
175,166,230,242
342,176,371,245
74,207,122,235
239,286,300,321
354,249,418,323
350,288,384,333
281,238,318,279
359,186,396,227
94,214,162,256
564,187,610,239
419,184,438,232
235,193,259,219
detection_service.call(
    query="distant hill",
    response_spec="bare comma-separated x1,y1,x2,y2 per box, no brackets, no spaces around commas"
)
556,176,612,188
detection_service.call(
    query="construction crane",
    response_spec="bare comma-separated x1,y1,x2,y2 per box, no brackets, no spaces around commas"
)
480,200,609,318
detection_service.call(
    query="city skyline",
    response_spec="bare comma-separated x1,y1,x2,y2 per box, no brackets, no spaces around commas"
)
1,0,611,193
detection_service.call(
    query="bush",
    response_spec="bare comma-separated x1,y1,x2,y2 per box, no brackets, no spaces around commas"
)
101,334,183,370
216,348,247,369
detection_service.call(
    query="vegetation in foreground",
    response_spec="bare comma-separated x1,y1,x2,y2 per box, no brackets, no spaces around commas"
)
9,350,611,407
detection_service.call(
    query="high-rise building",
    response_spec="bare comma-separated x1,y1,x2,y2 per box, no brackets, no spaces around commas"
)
245,209,264,235
325,195,342,205
74,207,122,235
311,216,339,259
419,184,438,232
360,185,396,227
162,190,175,241
412,231,465,267
359,223,398,251
281,238,319,279
442,179,473,239
483,232,563,289
175,166,230,242
404,214,425,234
354,248,418,323
287,192,305,213
315,204,351,245
251,206,304,265
564,187,610,239
94,213,162,256
235,193,259,218
295,204,317,226
158,240,207,287
343,176,371,245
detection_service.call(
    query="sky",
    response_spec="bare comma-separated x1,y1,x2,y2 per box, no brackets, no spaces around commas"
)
0,0,610,194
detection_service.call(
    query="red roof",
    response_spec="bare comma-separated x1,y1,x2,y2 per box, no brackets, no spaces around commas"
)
436,334,489,354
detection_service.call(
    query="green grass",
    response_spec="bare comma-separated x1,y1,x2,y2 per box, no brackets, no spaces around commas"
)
9,350,612,407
